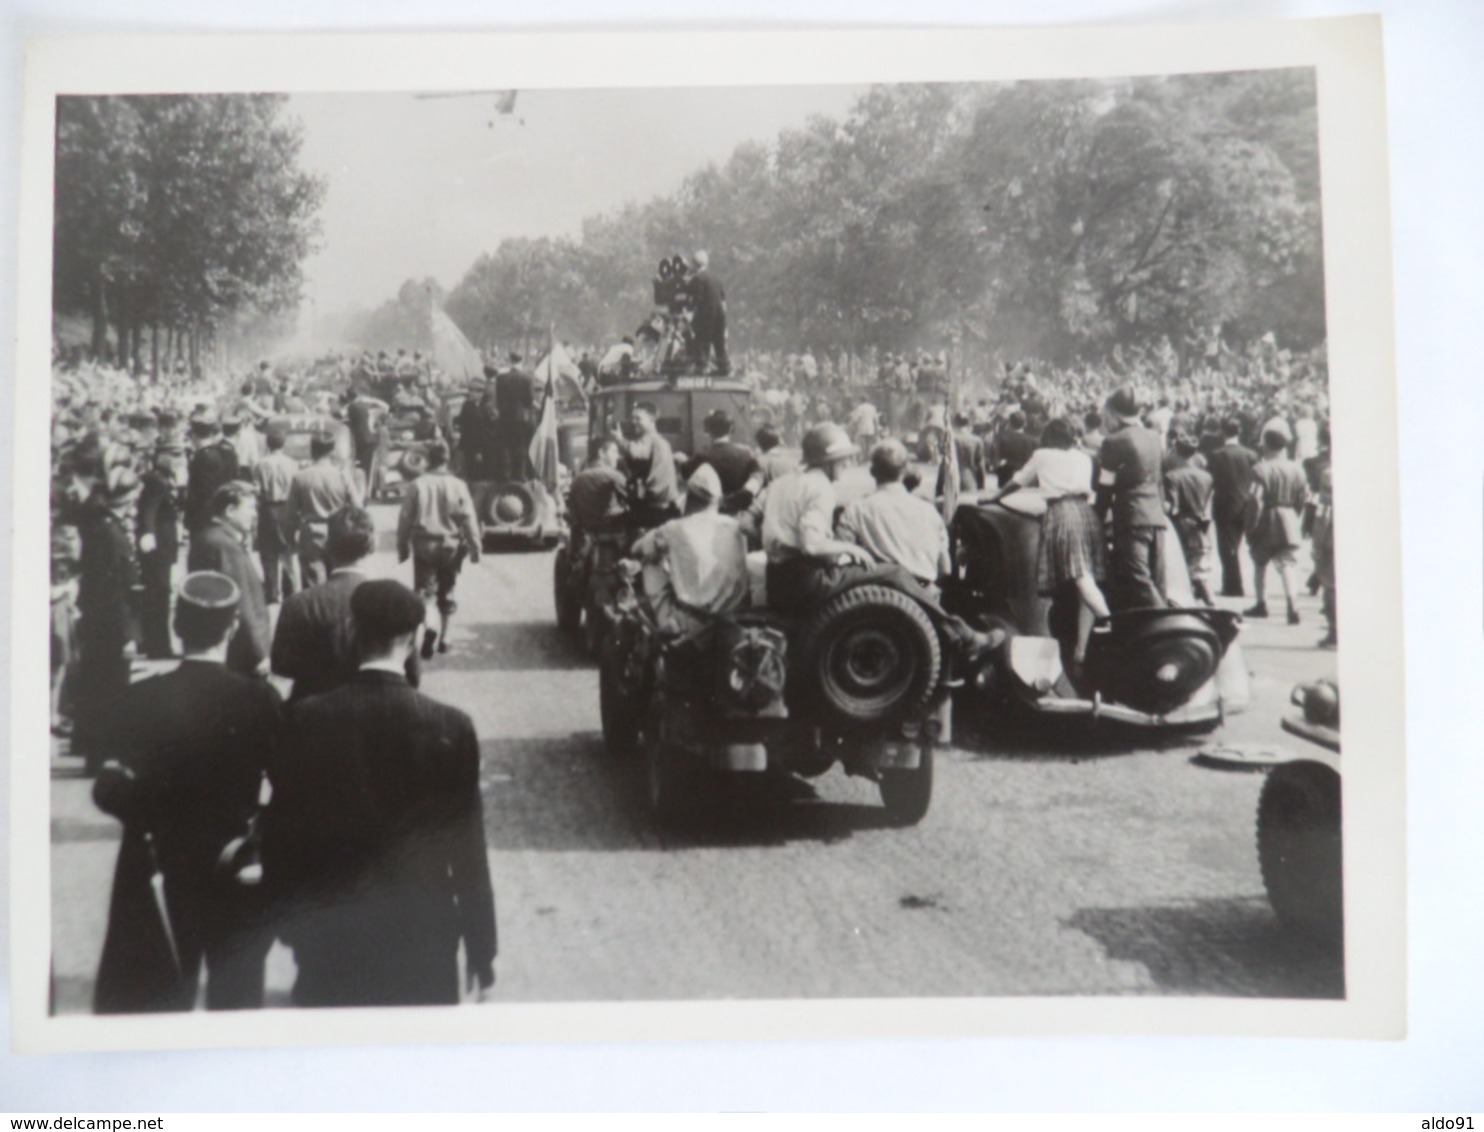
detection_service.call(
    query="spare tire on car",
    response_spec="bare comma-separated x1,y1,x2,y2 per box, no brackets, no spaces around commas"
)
794,584,942,728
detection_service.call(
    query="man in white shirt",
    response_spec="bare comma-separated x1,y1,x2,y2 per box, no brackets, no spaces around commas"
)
837,439,950,588
762,425,1003,662
631,464,749,637
847,396,880,453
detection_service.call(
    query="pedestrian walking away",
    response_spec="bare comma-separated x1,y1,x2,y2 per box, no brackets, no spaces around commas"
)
397,440,482,658
92,571,284,1014
263,579,498,1008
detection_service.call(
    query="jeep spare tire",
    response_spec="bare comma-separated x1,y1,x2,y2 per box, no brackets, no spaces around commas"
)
796,584,941,726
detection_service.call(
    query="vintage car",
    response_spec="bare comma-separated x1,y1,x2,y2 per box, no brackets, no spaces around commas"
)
600,565,952,829
268,412,355,469
587,377,759,468
368,404,440,501
943,490,1250,733
1258,679,1342,947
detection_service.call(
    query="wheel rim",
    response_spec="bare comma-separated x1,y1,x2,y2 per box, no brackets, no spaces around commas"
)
826,622,913,713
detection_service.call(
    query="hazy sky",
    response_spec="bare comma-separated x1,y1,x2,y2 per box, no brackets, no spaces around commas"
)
289,84,868,316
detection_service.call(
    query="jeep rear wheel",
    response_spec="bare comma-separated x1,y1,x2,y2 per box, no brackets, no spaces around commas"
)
796,584,942,727
1257,761,1343,947
879,744,934,826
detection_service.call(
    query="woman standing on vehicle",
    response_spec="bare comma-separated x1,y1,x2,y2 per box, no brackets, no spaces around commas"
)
985,416,1112,674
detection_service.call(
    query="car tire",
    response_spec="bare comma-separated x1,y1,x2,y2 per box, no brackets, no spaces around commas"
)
1257,760,1343,947
878,744,934,826
795,584,942,727
553,547,582,634
599,641,641,758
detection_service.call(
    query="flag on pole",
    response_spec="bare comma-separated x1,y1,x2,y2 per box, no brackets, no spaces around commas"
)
528,329,575,494
940,416,960,524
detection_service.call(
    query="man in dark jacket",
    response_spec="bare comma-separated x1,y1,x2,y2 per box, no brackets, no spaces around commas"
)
1096,387,1168,611
135,447,182,658
1205,418,1260,597
185,415,240,535
687,410,761,514
187,483,270,678
493,356,537,481
687,249,729,375
92,571,284,1013
271,505,414,701
990,412,1036,487
264,580,497,1008
73,471,141,770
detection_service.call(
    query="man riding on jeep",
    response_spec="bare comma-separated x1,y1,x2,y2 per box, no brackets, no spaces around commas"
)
761,423,1005,667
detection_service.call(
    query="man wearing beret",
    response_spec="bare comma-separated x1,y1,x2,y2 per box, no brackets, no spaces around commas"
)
93,571,284,1013
1096,386,1169,611
264,579,497,1007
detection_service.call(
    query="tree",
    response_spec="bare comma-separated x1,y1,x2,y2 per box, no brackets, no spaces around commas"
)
53,94,325,372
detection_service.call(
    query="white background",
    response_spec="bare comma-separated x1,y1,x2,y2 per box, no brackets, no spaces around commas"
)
1,0,1479,1112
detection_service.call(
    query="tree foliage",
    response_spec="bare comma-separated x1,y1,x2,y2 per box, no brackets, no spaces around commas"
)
53,94,324,368
437,72,1323,369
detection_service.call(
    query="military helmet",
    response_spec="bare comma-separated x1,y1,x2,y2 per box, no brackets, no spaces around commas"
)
801,423,856,468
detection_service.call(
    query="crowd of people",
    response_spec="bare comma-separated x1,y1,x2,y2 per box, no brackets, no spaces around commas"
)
48,303,1333,1013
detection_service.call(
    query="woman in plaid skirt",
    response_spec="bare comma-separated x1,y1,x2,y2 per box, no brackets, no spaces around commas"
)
986,417,1111,670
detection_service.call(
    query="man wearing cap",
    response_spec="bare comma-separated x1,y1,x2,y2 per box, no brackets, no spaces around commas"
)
397,441,482,659
264,580,497,1008
688,410,761,515
136,447,183,658
1096,386,1169,610
188,483,271,678
630,464,750,637
285,431,363,587
253,426,300,605
185,414,240,535
92,571,284,1014
72,468,142,770
687,250,729,376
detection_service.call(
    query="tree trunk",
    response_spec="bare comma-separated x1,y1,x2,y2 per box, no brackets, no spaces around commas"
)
90,274,110,359
150,324,159,381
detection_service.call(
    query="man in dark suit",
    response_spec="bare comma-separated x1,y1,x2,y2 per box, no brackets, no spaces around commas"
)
687,249,729,375
493,355,537,481
991,412,1036,487
187,482,270,678
135,447,182,659
185,414,240,535
73,471,141,770
1096,387,1169,611
272,505,417,701
1205,418,1260,597
93,571,284,1013
264,580,497,1008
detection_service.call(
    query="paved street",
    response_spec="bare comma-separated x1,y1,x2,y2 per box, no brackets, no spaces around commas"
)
49,501,1342,1012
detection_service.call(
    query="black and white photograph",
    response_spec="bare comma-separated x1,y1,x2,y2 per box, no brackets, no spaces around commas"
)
9,21,1405,1054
